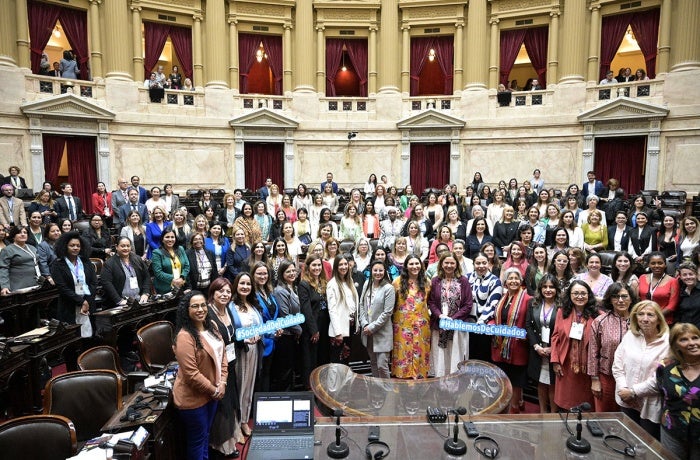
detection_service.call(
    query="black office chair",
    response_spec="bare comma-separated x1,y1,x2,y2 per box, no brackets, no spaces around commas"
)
137,321,175,374
43,370,123,442
0,414,77,460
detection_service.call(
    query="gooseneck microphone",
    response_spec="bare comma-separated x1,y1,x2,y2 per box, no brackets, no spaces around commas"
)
566,402,592,454
327,408,350,459
444,406,468,456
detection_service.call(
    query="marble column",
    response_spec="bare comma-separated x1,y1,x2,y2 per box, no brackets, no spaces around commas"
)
378,0,400,93
465,0,488,90
192,12,203,88
453,21,463,91
104,0,132,80
88,0,103,79
234,130,245,187
294,0,315,91
581,124,594,183
669,0,700,71
131,4,143,81
97,122,111,186
228,15,239,92
284,131,295,190
488,17,499,89
656,0,671,75
449,129,461,185
0,0,18,66
400,131,410,187
644,119,662,189
316,24,325,94
400,25,410,93
204,0,228,88
586,2,601,84
15,0,29,68
558,0,586,84
283,23,292,94
28,118,44,190
368,25,377,94
547,9,560,85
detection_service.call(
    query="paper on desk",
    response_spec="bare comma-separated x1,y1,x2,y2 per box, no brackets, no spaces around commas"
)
17,326,49,338
68,431,135,459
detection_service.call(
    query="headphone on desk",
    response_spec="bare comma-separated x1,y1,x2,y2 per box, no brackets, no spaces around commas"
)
365,440,390,459
603,434,636,457
474,435,500,459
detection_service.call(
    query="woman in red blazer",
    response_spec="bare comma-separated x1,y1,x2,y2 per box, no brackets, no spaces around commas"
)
91,181,113,226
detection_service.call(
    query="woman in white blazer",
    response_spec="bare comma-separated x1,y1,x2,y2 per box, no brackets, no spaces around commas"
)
359,259,396,378
327,254,359,363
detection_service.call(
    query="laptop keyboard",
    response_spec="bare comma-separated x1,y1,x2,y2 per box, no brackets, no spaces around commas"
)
249,436,313,451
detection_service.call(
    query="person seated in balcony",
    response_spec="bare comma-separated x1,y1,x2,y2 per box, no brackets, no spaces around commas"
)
169,65,182,89
508,79,519,91
144,72,164,102
39,53,50,75
59,50,79,79
615,67,626,82
600,70,618,85
50,62,61,78
635,68,650,81
530,79,543,90
497,84,511,107
155,65,167,85
163,79,172,90
619,67,635,83
182,77,194,91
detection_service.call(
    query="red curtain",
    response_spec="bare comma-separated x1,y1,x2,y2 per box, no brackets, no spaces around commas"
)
523,26,548,88
499,29,527,85
410,37,435,96
345,39,368,97
410,143,450,195
27,0,62,74
433,36,454,94
599,13,633,81
42,135,67,186
325,39,345,96
169,25,194,81
143,21,171,80
66,137,97,214
239,33,261,94
630,9,660,79
245,143,284,191
261,35,283,95
594,137,646,198
58,7,89,80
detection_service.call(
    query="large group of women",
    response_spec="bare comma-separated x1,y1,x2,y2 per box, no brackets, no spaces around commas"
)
0,169,698,459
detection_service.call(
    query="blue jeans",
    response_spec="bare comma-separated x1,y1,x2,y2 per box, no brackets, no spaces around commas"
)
179,400,218,460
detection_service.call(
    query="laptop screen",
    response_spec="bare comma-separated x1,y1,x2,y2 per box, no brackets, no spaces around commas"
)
253,392,314,433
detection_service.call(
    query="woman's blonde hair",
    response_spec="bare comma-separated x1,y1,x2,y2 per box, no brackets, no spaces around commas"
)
668,323,700,363
629,300,668,338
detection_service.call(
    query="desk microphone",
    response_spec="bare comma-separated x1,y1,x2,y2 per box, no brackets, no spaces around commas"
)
326,408,349,459
444,406,467,456
566,402,591,454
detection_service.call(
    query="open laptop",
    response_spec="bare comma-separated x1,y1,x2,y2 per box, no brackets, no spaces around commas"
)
246,391,315,460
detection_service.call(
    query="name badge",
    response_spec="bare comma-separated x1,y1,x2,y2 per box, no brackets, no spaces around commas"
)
225,342,236,363
541,326,550,344
75,282,85,295
129,276,139,290
569,322,584,340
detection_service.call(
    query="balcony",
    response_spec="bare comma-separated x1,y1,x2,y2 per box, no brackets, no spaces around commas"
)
586,79,664,107
239,94,289,111
406,95,460,112
25,74,103,101
137,87,205,108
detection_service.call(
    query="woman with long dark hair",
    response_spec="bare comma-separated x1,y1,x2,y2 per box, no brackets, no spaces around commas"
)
298,254,329,388
173,291,227,459
84,214,113,260
550,280,599,411
186,233,217,294
271,260,302,391
100,236,151,308
151,228,189,295
327,254,358,364
359,260,396,378
251,262,280,392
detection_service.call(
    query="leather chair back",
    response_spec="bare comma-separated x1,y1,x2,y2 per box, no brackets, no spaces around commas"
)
137,320,175,373
43,370,122,442
0,414,77,460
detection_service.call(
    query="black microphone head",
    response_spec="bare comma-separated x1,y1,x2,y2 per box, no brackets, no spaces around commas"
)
333,408,344,417
456,407,467,415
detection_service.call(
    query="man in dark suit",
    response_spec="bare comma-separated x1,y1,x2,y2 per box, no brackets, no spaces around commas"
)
117,188,149,227
582,171,604,199
130,176,148,204
53,183,83,221
50,62,61,77
258,177,272,200
320,172,339,194
111,178,130,217
530,79,543,90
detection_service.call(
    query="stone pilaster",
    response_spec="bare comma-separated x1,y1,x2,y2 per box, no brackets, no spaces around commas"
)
378,0,399,93
453,21,463,91
283,23,292,93
547,8,560,84
88,0,103,79
131,3,143,80
586,2,601,84
228,14,239,91
656,0,671,75
104,0,132,80
294,0,315,91
488,17,499,89
400,25,410,93
465,0,488,90
669,0,700,71
192,12,203,88
316,24,325,94
558,0,586,83
15,0,29,68
0,0,19,66
204,0,228,88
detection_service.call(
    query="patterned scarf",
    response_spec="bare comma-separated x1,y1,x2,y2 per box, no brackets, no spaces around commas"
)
493,289,527,361
438,279,461,348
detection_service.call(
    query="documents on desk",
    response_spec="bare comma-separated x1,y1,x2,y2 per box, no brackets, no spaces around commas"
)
69,426,149,459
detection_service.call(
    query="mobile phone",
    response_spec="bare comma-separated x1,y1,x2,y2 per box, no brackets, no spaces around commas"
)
463,421,479,438
586,419,604,437
368,425,380,442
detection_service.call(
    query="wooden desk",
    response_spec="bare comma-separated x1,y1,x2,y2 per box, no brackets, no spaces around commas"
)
0,286,58,337
0,345,31,415
312,413,675,459
93,298,179,348
102,390,184,460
